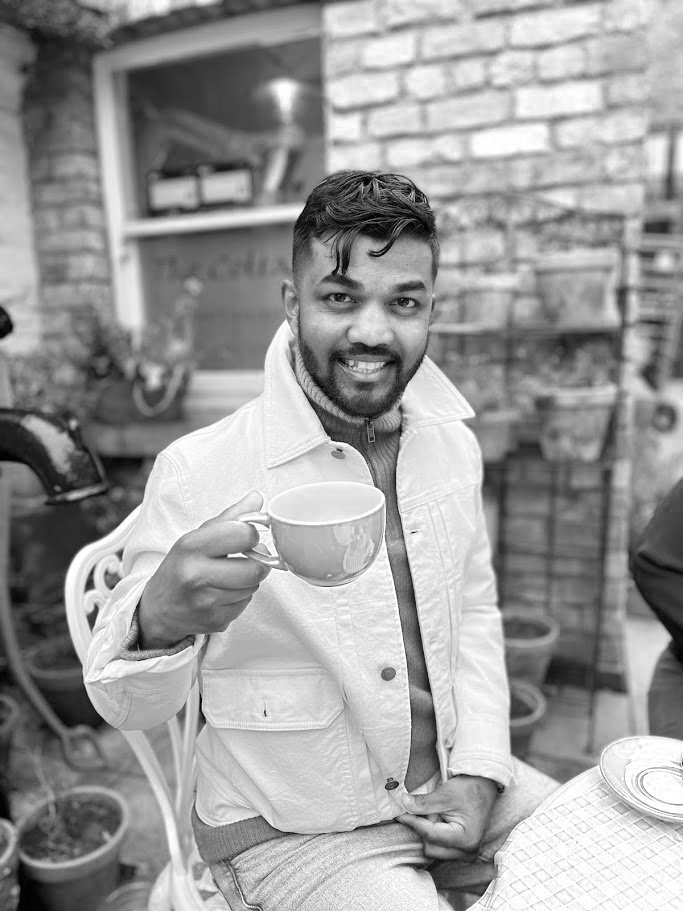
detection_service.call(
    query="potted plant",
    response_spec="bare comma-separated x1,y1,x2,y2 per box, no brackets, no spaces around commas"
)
536,382,618,462
509,678,547,760
23,634,102,729
90,277,201,424
533,247,621,328
514,338,618,462
18,784,129,911
502,609,560,687
0,817,19,911
458,272,520,328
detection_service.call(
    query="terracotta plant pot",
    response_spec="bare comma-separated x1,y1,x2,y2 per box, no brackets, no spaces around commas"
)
535,384,617,462
534,248,620,328
18,785,129,911
0,818,20,911
459,273,520,328
23,633,102,728
509,678,547,760
503,609,560,686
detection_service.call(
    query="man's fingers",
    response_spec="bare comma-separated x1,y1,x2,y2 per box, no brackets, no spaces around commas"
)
397,814,471,850
423,844,480,862
202,553,271,589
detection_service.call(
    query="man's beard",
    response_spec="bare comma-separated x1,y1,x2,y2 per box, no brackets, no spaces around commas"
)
298,329,427,419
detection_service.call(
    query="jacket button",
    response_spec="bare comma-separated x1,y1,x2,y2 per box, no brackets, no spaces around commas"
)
385,778,399,790
380,667,396,681
331,449,345,459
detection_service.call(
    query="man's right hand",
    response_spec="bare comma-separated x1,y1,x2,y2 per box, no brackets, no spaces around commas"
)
138,491,271,649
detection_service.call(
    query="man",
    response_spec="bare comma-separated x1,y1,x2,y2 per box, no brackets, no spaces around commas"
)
85,171,556,910
630,477,683,739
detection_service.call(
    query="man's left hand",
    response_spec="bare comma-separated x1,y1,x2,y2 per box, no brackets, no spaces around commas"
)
397,775,499,861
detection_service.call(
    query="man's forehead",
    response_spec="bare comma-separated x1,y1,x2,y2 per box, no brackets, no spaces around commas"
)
306,233,433,276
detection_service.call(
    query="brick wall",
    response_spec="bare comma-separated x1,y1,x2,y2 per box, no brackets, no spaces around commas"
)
0,24,40,354
324,0,657,688
22,39,112,343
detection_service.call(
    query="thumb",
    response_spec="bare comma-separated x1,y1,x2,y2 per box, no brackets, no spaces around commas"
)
401,791,447,816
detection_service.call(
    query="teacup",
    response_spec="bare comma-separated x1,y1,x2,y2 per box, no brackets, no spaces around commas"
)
237,481,385,587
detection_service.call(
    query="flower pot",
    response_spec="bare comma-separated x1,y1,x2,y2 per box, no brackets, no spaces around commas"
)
18,785,129,911
0,818,20,911
534,248,620,327
503,610,560,686
468,409,519,463
24,634,102,728
459,273,520,328
0,694,20,776
536,383,617,462
509,678,547,760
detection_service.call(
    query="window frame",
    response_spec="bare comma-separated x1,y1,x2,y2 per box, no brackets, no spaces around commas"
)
93,4,322,412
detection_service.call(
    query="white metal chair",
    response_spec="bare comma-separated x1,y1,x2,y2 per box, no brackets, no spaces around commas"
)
64,506,229,911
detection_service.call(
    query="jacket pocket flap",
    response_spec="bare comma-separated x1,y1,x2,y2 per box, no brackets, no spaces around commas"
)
201,668,344,731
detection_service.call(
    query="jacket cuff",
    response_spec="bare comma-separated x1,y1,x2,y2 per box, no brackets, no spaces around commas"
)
119,606,195,661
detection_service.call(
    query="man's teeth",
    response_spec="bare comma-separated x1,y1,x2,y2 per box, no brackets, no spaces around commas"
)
343,359,387,374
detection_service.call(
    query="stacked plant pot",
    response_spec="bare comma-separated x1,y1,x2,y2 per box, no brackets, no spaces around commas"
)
503,609,560,760
532,247,621,463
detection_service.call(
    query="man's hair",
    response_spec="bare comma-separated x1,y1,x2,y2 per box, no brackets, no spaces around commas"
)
292,170,439,279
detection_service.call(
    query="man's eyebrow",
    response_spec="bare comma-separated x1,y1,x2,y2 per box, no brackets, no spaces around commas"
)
316,275,428,293
393,280,427,293
317,273,363,290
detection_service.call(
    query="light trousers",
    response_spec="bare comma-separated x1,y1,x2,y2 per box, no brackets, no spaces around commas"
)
209,758,558,911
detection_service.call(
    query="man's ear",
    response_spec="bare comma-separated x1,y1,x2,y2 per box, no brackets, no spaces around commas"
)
428,293,436,325
281,279,299,337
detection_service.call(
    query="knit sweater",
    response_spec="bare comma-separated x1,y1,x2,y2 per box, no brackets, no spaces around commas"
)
192,346,439,864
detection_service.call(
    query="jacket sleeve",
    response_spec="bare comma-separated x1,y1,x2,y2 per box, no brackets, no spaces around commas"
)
83,451,206,730
630,477,683,655
447,433,514,790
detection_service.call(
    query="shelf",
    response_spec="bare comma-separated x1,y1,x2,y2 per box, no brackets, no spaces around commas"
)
124,202,304,238
430,322,621,338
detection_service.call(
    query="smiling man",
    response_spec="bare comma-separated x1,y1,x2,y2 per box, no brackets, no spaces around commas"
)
85,171,557,911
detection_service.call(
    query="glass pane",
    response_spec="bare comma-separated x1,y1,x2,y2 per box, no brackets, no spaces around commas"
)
139,224,291,370
127,37,324,216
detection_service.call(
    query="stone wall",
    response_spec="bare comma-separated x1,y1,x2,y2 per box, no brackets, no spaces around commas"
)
22,39,112,342
0,24,40,354
324,0,656,688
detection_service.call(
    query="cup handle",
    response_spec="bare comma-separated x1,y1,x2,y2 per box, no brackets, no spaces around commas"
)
235,511,287,571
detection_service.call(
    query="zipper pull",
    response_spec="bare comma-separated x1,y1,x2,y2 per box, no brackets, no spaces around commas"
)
366,419,375,443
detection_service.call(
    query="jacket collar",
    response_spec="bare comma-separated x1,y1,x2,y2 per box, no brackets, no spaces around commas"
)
263,321,474,468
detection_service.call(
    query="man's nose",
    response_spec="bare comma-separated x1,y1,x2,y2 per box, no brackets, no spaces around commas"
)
347,302,393,348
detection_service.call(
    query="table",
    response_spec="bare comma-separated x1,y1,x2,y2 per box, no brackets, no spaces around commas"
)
472,766,683,910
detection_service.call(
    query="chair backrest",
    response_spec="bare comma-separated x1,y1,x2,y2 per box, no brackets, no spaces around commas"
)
64,506,201,885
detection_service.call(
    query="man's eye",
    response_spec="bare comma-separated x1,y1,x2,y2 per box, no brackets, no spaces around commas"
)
326,293,355,304
395,297,418,309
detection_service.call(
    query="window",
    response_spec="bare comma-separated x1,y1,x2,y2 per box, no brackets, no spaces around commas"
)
93,4,323,411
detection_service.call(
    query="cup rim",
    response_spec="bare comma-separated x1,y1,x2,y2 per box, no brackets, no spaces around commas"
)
269,481,385,527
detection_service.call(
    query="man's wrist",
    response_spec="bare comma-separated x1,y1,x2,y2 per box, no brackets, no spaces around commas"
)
137,591,184,650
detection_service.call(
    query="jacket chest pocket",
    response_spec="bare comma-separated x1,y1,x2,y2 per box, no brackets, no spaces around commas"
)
201,668,358,832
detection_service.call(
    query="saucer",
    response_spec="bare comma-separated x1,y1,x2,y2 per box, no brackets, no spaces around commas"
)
600,736,683,823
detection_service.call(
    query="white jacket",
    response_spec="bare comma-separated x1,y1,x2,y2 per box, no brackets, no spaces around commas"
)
84,322,513,833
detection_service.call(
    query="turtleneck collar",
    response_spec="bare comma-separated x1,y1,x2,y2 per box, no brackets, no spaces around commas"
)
292,340,402,437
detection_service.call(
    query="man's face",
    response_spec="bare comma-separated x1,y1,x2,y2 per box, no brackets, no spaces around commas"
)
283,233,435,418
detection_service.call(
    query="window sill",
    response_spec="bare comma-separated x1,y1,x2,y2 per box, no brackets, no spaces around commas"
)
124,202,304,238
